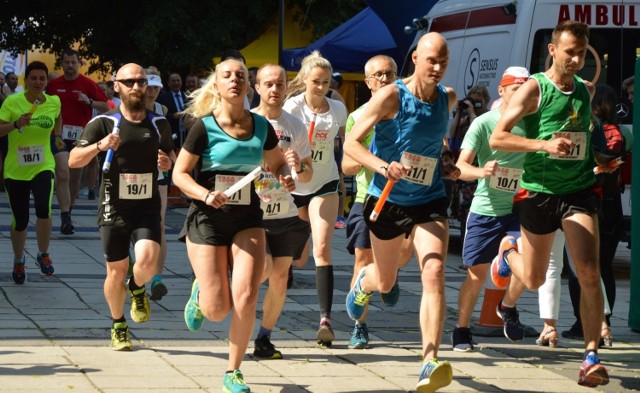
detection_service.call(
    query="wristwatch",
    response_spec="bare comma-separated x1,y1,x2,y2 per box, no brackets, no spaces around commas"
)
296,163,306,174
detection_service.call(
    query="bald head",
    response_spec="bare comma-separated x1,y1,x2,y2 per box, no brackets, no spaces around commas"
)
417,32,448,56
412,32,449,84
116,63,146,80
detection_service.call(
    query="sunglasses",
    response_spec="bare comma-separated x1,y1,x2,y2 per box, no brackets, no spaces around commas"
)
115,78,148,88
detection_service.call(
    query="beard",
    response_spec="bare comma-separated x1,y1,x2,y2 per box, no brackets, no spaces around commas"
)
121,93,145,111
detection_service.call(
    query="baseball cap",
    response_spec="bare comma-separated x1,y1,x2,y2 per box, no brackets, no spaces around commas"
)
147,74,163,88
500,66,529,87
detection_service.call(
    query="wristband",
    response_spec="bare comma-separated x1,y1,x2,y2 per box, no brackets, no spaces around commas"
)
380,165,388,178
96,141,101,151
88,98,94,107
203,192,212,204
13,120,18,129
296,163,306,174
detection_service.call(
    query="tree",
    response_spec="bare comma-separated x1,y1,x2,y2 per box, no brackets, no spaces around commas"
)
1,0,365,77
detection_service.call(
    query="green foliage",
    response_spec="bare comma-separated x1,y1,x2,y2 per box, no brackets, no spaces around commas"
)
0,0,364,77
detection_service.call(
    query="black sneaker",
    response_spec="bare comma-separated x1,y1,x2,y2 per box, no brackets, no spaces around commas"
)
451,326,475,352
496,304,525,342
60,213,75,235
88,189,96,200
561,321,584,340
253,335,283,359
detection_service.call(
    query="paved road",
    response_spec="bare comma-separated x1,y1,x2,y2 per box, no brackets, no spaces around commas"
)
0,193,638,392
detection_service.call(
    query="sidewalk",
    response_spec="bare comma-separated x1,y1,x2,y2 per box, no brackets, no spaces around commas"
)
0,193,638,393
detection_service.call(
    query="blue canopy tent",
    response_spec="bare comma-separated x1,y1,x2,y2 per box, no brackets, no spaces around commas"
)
281,7,402,73
365,0,439,56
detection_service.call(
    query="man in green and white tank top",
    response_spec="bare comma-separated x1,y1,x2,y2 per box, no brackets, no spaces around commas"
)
489,21,609,388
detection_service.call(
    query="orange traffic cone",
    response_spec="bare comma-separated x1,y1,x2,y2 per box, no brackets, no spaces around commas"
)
476,287,506,328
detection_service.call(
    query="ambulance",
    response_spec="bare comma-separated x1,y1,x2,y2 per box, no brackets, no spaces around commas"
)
403,0,639,236
404,0,638,108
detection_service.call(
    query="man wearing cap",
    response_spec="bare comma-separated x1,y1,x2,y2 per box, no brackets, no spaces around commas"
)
451,67,530,352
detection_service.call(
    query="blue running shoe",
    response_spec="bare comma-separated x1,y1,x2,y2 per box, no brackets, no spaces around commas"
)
12,257,27,285
223,369,250,393
36,253,54,276
184,280,204,331
416,358,453,393
496,304,525,342
578,352,609,387
380,278,400,307
490,236,517,289
348,322,370,349
346,267,372,320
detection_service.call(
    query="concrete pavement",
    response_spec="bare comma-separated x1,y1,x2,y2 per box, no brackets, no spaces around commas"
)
0,192,638,393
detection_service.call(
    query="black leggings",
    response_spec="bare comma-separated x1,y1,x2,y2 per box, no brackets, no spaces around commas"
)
5,171,54,231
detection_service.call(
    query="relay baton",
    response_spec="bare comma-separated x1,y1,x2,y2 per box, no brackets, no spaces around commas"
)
102,119,122,174
369,179,395,222
223,166,262,198
307,112,317,142
593,156,624,175
18,99,40,132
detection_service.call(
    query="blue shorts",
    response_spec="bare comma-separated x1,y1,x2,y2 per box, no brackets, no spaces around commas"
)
462,212,520,267
346,202,371,254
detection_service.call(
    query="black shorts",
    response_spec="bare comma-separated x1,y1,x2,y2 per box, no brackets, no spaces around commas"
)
512,187,599,235
100,213,162,262
50,136,75,154
363,194,449,240
346,201,371,254
292,180,339,208
264,216,310,258
178,202,263,247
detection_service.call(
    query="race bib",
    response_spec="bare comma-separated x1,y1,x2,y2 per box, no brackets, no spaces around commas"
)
261,200,290,218
311,140,331,164
62,125,82,141
215,174,250,205
400,151,437,186
119,173,152,200
17,145,44,166
549,132,586,160
489,167,522,192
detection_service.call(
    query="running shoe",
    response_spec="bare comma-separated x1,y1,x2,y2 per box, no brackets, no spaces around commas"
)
150,279,168,301
184,280,204,331
12,257,27,285
335,216,346,229
128,282,150,323
348,322,370,349
36,253,54,276
316,319,335,347
451,326,475,352
561,321,584,340
490,236,517,289
60,213,75,235
346,267,372,320
416,358,453,393
223,369,250,393
253,335,283,359
88,189,96,200
380,278,400,307
110,322,133,351
578,352,609,387
496,304,525,341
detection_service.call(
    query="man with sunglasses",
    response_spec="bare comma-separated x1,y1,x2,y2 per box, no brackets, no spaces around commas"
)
47,49,110,235
69,64,174,351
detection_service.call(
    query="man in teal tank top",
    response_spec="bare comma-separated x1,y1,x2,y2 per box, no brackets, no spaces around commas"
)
490,21,609,388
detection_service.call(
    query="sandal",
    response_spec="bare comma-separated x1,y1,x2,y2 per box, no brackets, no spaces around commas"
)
536,327,558,348
600,326,613,347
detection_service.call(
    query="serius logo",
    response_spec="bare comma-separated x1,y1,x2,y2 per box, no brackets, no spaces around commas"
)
464,49,480,92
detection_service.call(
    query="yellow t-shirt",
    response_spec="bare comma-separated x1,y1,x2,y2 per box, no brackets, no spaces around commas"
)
0,93,60,180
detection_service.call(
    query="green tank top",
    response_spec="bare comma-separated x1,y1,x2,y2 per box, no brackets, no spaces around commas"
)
521,73,595,194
